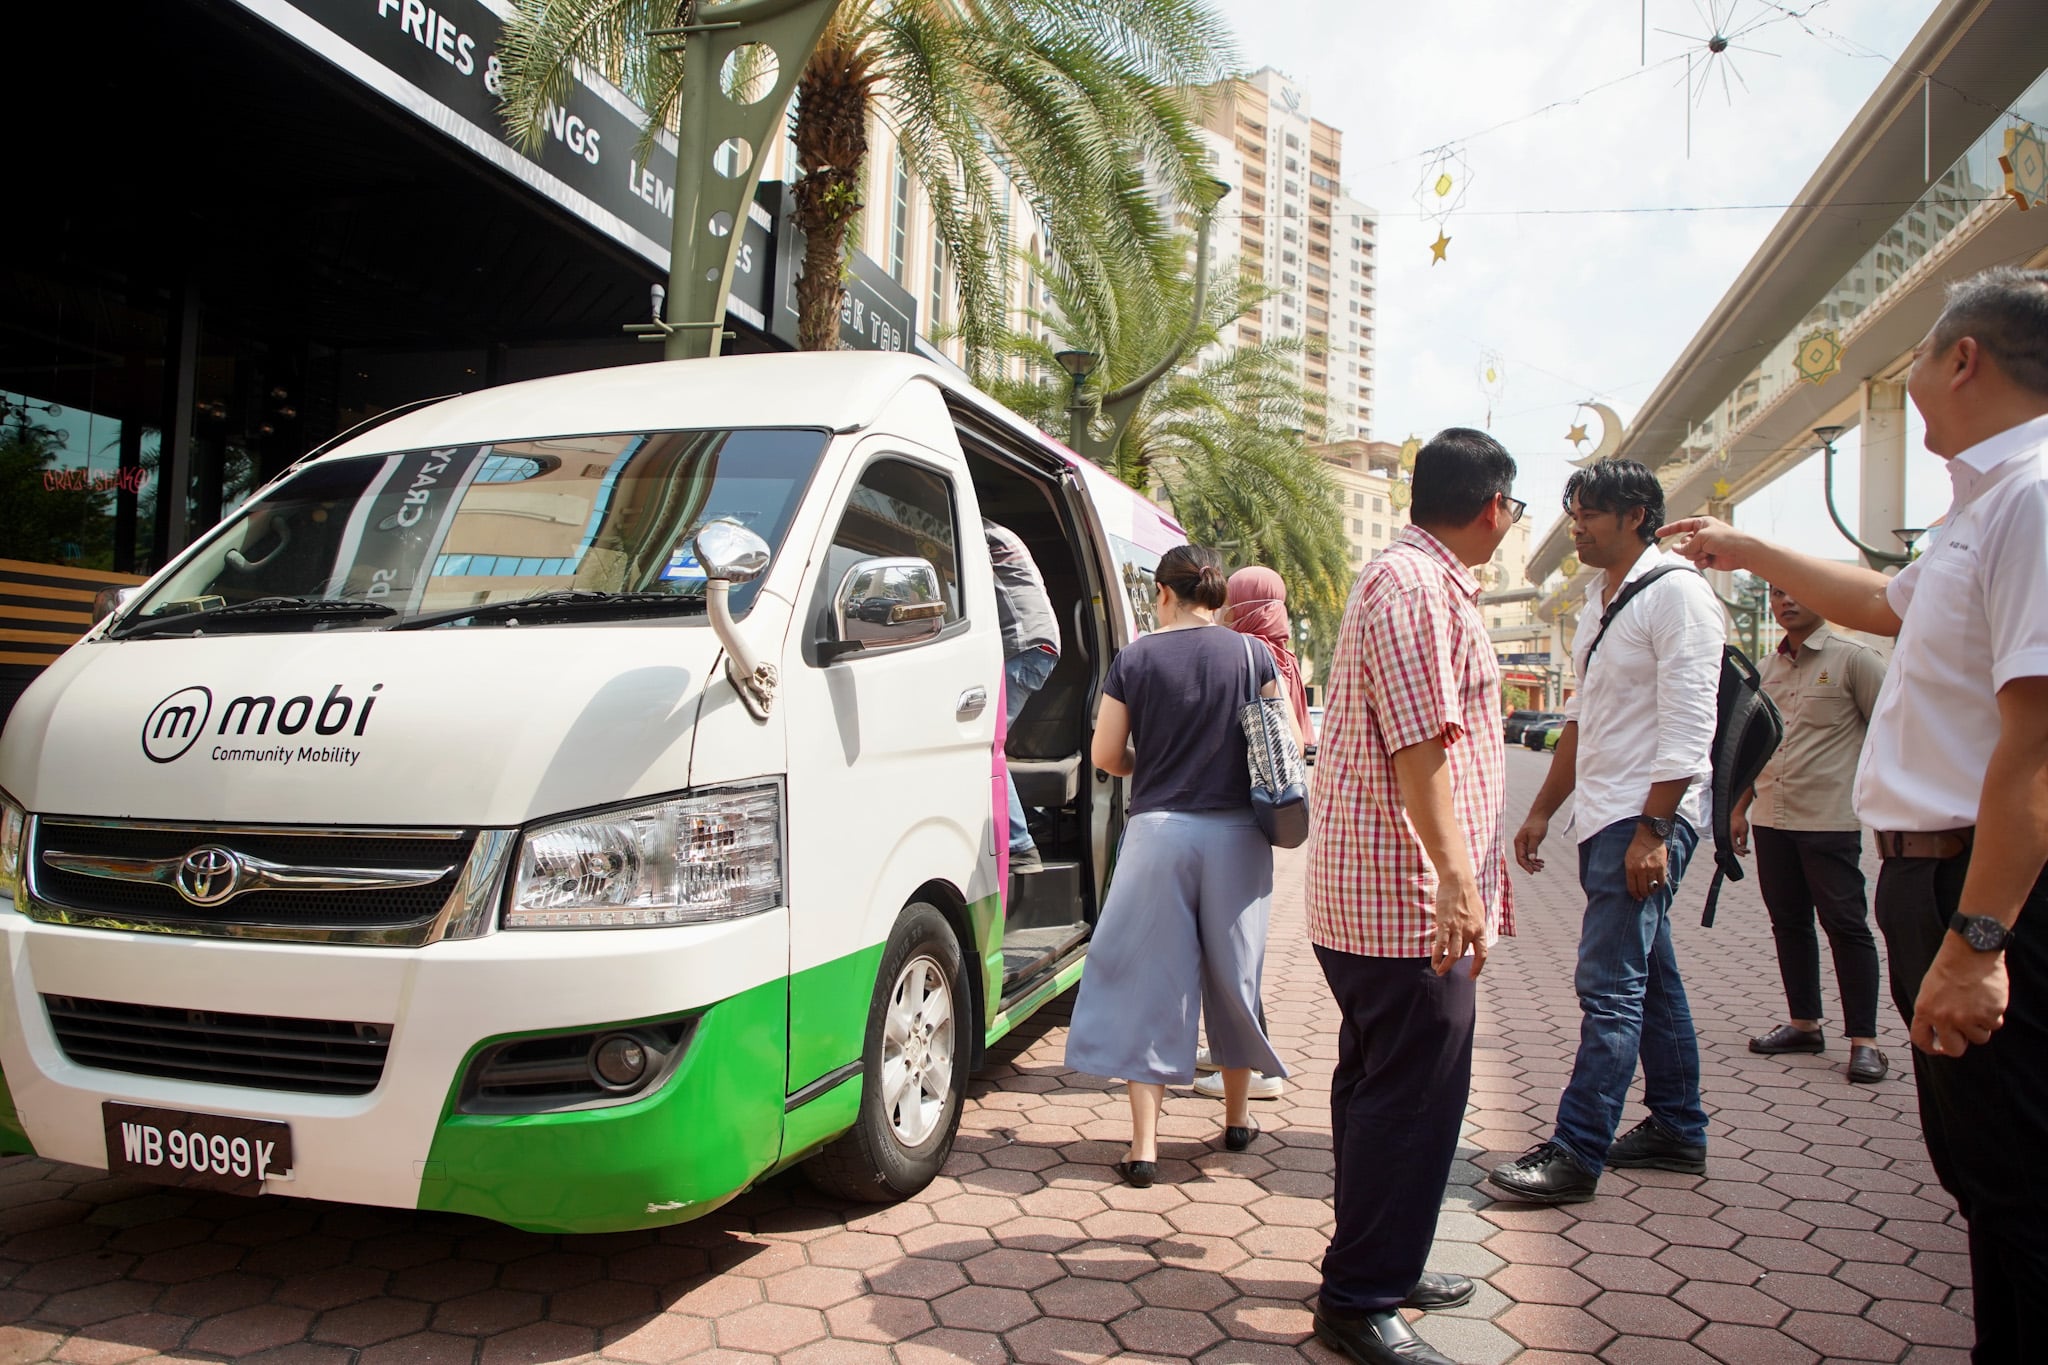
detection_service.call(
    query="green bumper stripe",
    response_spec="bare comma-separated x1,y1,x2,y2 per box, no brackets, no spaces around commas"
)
0,1064,31,1156
788,942,883,1092
418,975,787,1235
966,890,1003,1037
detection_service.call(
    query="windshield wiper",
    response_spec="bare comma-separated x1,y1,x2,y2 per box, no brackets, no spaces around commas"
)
114,597,398,639
390,590,707,631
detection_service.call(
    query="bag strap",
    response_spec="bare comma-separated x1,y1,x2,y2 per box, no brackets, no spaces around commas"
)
1582,564,1693,670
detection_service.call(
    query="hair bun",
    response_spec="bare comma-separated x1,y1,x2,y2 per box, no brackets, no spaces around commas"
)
1196,563,1229,610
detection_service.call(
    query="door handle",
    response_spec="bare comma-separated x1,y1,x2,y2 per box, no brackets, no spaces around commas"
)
957,686,989,720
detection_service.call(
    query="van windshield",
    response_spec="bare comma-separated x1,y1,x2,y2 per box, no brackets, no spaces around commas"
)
118,428,827,634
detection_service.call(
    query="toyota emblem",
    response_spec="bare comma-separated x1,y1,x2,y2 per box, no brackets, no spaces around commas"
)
175,846,244,906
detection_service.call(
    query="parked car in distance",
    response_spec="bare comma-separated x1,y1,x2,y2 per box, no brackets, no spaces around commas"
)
1526,718,1568,751
1502,709,1565,744
1305,705,1324,764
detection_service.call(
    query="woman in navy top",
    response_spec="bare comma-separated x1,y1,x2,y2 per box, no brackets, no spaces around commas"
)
1065,544,1295,1186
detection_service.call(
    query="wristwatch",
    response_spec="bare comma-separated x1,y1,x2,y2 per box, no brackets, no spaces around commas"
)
1637,815,1674,840
1948,912,2015,953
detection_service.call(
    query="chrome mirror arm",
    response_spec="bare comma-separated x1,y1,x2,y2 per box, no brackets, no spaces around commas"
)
694,521,777,722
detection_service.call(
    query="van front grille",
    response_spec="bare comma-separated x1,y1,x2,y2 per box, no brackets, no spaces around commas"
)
30,820,472,929
44,995,392,1096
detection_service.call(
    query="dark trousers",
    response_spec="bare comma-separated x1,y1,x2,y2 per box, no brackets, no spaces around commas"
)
1754,826,1881,1038
1314,946,1475,1314
1873,853,2048,1364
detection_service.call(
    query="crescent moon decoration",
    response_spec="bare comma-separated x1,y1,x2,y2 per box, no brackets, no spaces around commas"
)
1569,401,1625,467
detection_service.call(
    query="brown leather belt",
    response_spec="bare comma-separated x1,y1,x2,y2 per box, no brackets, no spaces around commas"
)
1874,828,1974,860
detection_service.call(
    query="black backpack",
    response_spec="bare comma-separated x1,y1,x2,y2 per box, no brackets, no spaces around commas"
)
1581,565,1783,927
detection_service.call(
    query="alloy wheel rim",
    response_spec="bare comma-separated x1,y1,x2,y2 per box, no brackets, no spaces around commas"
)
879,953,955,1147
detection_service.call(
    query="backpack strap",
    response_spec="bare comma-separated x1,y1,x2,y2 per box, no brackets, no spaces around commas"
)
1581,564,1693,670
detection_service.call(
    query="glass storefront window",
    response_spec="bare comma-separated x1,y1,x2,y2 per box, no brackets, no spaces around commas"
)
0,391,152,571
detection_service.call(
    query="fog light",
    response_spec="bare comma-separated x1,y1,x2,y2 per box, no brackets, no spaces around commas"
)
591,1034,649,1089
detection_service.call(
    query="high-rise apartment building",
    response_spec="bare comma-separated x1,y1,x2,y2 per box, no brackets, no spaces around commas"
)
1312,438,1539,664
1200,70,1379,441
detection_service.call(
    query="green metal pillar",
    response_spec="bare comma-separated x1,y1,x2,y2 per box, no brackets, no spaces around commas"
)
650,0,842,360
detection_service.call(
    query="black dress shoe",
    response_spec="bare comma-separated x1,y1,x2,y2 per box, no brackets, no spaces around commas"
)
1487,1141,1598,1204
1750,1023,1825,1054
1605,1116,1707,1174
1399,1271,1475,1310
1224,1119,1259,1152
1313,1305,1458,1365
1848,1045,1889,1084
1114,1160,1157,1188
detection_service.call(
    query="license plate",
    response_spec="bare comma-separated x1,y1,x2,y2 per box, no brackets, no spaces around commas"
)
102,1102,294,1197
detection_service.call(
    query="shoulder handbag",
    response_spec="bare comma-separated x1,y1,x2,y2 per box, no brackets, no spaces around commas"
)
1582,565,1783,927
1239,635,1310,848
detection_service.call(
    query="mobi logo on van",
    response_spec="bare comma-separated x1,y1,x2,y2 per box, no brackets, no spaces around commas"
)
142,684,385,767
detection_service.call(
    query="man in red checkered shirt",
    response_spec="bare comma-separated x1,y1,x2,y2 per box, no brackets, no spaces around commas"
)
1306,429,1520,1365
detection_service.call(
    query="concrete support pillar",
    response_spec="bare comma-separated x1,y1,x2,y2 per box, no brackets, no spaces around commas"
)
1705,498,1736,602
1861,379,1909,555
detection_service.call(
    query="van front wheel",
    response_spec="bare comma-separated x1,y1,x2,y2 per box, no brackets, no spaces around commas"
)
804,902,969,1202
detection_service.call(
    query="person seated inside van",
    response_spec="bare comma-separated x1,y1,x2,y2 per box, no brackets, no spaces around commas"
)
985,518,1061,872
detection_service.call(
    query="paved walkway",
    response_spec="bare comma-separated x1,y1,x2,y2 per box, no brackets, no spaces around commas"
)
0,751,1971,1364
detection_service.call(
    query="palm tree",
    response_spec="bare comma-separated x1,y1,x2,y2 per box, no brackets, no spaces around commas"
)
495,0,1234,367
985,249,1354,640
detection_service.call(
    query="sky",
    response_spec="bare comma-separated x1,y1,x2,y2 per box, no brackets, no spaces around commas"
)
1215,0,1961,566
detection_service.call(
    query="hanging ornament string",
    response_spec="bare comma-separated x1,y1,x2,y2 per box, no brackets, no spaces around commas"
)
1478,350,1508,428
1413,145,1471,264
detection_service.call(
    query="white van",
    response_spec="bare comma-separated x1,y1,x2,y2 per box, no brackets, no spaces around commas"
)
0,353,1186,1234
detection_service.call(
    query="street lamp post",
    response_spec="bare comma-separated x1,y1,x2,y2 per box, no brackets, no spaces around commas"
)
1813,425,1917,570
1054,349,1099,453
1059,178,1232,465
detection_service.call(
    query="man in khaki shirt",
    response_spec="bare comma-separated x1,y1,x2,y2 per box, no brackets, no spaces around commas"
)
1733,586,1889,1082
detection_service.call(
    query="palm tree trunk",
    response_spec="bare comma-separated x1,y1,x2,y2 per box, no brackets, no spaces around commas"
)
790,31,873,352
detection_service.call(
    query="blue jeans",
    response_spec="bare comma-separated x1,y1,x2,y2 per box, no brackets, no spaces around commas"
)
1553,817,1707,1173
1004,649,1058,854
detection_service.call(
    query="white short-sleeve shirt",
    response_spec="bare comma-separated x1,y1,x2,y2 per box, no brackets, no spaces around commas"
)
1854,412,2048,832
1565,544,1727,842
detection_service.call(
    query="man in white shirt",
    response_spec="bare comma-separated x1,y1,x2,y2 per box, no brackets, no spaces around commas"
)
1661,266,2048,1362
1488,459,1726,1204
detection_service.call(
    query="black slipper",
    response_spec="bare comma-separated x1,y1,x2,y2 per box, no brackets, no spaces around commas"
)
1115,1159,1157,1188
1224,1120,1260,1152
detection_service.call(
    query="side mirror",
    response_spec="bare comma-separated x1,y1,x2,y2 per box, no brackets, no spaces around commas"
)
90,586,139,626
693,519,771,584
824,557,947,662
692,520,776,721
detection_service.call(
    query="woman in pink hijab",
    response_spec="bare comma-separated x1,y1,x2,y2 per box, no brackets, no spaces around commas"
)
1223,566,1312,736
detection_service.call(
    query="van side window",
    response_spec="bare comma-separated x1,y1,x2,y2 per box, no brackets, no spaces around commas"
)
1109,534,1160,636
823,458,963,622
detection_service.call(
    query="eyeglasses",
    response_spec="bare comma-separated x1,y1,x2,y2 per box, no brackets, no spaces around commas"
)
1499,492,1527,524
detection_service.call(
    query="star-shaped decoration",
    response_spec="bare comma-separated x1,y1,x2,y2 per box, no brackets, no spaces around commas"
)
1712,477,1733,500
1566,423,1590,448
1794,328,1844,385
2000,123,2047,210
1430,231,1450,264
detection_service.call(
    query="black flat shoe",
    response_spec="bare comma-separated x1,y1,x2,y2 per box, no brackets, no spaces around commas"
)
1224,1119,1259,1152
1750,1023,1825,1054
1848,1045,1889,1083
1399,1271,1475,1311
1313,1305,1456,1365
1114,1159,1157,1188
1605,1116,1707,1174
1487,1141,1599,1204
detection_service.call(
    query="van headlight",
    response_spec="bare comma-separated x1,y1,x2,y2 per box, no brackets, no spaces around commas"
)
505,783,783,929
0,789,24,912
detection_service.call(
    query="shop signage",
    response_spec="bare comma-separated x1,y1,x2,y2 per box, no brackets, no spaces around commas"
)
227,1,913,348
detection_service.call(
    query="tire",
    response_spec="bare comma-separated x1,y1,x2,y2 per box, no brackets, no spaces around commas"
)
804,902,970,1202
